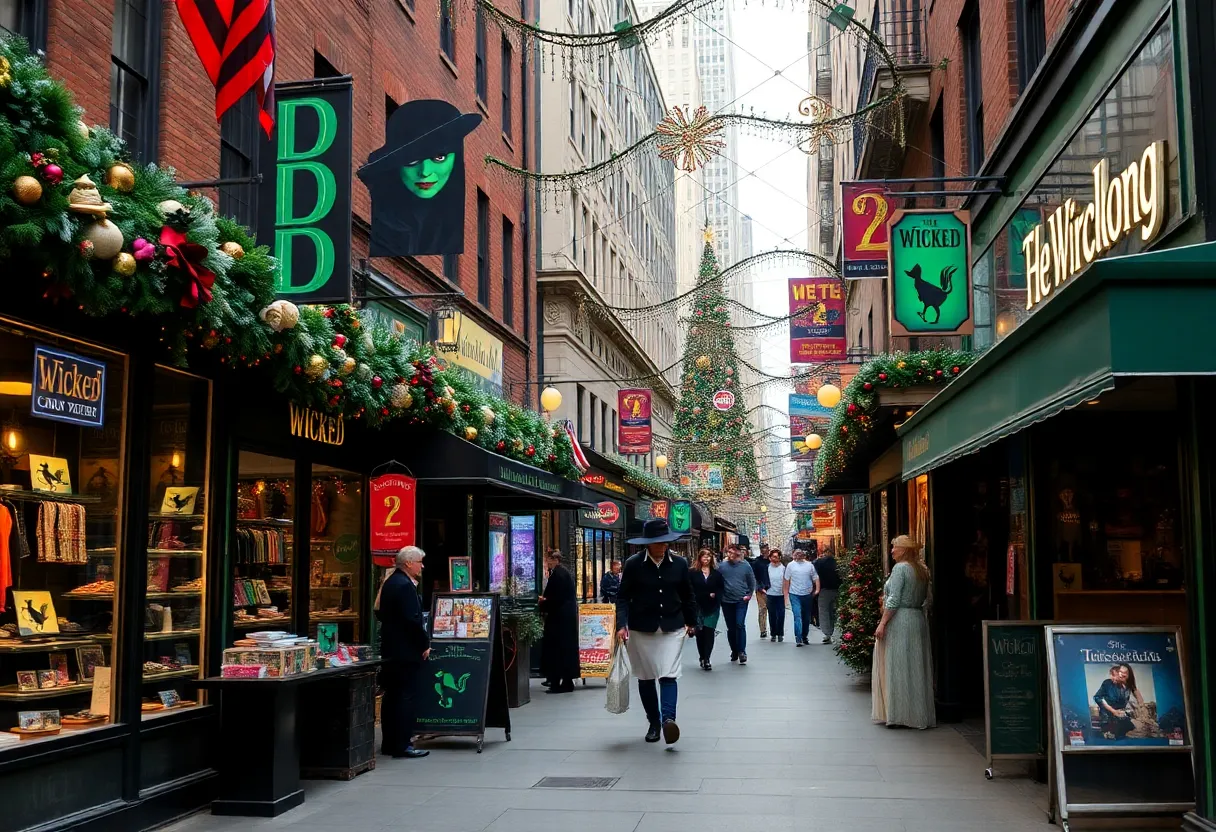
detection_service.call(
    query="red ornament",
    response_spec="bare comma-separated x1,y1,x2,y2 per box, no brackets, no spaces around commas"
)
935,369,944,378
863,382,873,391
952,366,961,374
381,407,390,416
372,376,383,388
846,403,857,415
496,441,506,451
548,454,557,462
843,632,854,641
333,333,347,348
526,445,536,456
294,365,302,375
160,226,216,308
323,309,334,318
840,425,848,434
878,373,888,381
42,163,64,184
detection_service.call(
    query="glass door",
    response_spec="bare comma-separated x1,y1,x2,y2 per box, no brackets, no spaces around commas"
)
232,452,295,641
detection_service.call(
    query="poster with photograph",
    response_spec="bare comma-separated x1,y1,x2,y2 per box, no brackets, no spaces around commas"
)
76,646,104,681
789,393,833,459
28,454,72,493
160,486,199,515
578,604,616,678
358,99,483,257
1049,629,1189,748
12,590,58,636
432,596,494,640
509,515,537,594
488,513,509,593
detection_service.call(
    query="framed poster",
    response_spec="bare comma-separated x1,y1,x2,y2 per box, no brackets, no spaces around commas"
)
888,209,974,337
449,556,473,593
841,183,890,278
160,486,199,515
27,455,72,494
12,590,58,636
577,604,616,678
788,277,845,364
617,389,652,454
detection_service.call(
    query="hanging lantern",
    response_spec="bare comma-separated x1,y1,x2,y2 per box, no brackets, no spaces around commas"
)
540,386,563,412
816,383,842,409
807,433,823,450
655,454,668,469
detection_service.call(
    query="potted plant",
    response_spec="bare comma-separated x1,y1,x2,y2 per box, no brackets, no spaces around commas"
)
500,593,543,708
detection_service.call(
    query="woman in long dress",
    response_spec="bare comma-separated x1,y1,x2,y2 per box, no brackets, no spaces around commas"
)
871,535,935,729
538,549,580,693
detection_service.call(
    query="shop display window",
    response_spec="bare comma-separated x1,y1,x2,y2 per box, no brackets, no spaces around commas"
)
233,452,295,640
308,465,363,642
141,368,210,720
0,321,126,748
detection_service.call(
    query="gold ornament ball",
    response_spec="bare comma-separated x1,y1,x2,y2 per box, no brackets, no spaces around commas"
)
464,426,479,441
390,383,413,409
76,120,90,140
709,441,720,451
12,175,42,205
106,163,135,193
83,218,124,260
695,355,711,370
341,356,357,375
481,405,496,425
304,354,328,381
113,252,137,277
655,454,668,469
220,241,245,259
807,433,823,450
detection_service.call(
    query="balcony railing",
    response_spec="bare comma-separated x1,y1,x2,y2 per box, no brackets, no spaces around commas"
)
852,3,928,172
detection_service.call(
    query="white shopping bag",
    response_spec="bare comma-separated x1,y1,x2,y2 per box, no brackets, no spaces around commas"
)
605,642,631,714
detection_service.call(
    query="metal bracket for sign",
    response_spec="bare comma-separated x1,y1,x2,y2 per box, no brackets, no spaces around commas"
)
854,174,1006,199
176,174,264,189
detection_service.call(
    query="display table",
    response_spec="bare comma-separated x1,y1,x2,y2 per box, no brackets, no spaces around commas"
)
197,661,380,817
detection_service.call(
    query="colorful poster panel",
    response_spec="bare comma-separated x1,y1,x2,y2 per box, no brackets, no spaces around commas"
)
578,604,616,678
1049,629,1189,748
358,100,483,256
789,277,846,364
888,209,974,336
790,482,817,511
841,183,890,278
680,463,723,491
617,389,652,454
789,393,832,459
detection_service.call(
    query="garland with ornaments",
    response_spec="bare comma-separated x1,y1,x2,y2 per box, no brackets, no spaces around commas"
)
834,541,883,673
0,37,583,481
810,349,974,491
604,452,684,501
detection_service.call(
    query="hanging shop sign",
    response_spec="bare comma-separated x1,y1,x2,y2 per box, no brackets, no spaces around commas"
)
711,390,735,411
31,345,105,428
788,277,846,363
789,392,832,459
1023,141,1166,313
369,473,416,566
617,388,652,454
580,471,630,497
669,500,693,534
578,500,625,531
442,311,504,396
841,183,891,278
888,209,973,337
635,499,669,521
257,77,354,304
680,463,723,491
791,482,817,510
288,401,345,445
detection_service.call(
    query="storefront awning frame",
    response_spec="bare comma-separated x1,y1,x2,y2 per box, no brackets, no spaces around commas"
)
900,241,1216,480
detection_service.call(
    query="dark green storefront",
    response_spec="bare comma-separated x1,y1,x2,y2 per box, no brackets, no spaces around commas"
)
895,1,1216,827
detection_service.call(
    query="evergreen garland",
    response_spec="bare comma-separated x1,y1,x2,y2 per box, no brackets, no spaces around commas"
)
604,452,683,501
834,542,883,673
0,38,580,480
811,349,974,491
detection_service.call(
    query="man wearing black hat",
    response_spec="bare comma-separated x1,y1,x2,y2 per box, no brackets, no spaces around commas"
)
357,99,482,256
615,519,696,745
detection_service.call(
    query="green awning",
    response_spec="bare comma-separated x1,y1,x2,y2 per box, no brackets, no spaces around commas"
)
899,241,1216,479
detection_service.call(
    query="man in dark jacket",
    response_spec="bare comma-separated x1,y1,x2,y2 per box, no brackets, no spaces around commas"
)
539,549,580,693
616,519,696,744
749,547,771,639
376,546,431,758
814,548,841,643
600,560,622,603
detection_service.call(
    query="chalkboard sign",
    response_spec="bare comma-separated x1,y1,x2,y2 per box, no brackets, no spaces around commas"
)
982,621,1049,772
416,593,511,752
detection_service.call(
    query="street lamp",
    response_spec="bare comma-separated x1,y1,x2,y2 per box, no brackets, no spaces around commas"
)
760,504,767,513
540,386,563,413
816,383,842,409
655,454,668,469
434,303,461,353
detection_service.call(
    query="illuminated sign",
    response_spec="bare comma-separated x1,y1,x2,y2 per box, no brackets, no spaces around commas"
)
32,346,106,428
1024,141,1165,312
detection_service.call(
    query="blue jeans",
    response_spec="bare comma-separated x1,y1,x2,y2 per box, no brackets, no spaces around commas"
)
790,593,814,642
638,677,677,726
766,593,786,637
721,601,748,655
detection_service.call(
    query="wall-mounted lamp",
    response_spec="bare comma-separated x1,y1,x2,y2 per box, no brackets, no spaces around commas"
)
434,304,461,353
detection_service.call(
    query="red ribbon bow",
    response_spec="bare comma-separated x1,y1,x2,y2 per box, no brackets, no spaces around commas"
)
160,226,216,309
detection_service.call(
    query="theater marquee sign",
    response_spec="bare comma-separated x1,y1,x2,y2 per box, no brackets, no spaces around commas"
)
1023,141,1166,312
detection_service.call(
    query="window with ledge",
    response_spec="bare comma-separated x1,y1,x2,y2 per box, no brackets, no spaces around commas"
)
502,217,515,326
443,253,459,283
475,3,487,102
960,1,984,173
219,91,259,232
110,0,159,161
501,35,513,137
477,190,490,306
0,0,47,52
440,1,456,63
1016,0,1046,92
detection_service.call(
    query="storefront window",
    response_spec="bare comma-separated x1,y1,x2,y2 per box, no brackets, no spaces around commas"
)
509,514,537,597
488,512,508,593
142,367,210,719
981,19,1179,342
308,465,363,642
233,452,294,640
0,320,126,747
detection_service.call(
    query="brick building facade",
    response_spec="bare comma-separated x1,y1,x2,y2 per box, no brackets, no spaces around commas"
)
30,0,537,406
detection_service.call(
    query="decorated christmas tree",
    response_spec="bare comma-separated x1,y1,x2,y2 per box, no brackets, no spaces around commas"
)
834,542,883,673
671,233,761,509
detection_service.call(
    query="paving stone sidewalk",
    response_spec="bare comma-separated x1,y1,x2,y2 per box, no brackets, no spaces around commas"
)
163,616,1051,832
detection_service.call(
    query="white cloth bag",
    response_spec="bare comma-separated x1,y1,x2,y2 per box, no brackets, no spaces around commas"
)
605,642,632,714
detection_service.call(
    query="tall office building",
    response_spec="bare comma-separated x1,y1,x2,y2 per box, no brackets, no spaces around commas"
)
694,3,743,279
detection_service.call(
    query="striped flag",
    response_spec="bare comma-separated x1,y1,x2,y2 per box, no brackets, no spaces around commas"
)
174,0,277,135
560,420,590,474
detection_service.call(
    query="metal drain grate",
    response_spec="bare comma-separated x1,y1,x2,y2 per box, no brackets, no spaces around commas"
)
533,776,619,789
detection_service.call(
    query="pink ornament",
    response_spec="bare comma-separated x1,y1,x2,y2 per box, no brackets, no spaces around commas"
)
42,164,63,185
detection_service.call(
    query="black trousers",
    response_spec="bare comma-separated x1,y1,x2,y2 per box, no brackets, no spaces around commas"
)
695,625,716,663
381,659,422,754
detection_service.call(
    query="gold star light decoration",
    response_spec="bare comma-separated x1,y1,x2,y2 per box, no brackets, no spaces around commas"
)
656,106,726,173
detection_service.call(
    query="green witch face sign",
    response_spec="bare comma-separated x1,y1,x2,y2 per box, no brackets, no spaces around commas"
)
401,153,456,199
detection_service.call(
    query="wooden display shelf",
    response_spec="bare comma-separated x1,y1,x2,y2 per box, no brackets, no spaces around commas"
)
309,612,358,622
143,629,201,641
62,590,203,600
142,668,200,683
0,680,93,701
0,488,100,504
148,513,206,521
0,636,96,653
234,616,292,628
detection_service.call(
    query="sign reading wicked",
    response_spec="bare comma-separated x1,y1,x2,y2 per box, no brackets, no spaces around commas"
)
888,209,973,337
31,346,106,428
358,100,483,256
257,77,354,304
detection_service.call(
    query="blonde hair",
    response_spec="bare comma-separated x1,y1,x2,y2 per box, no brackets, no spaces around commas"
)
891,535,930,584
